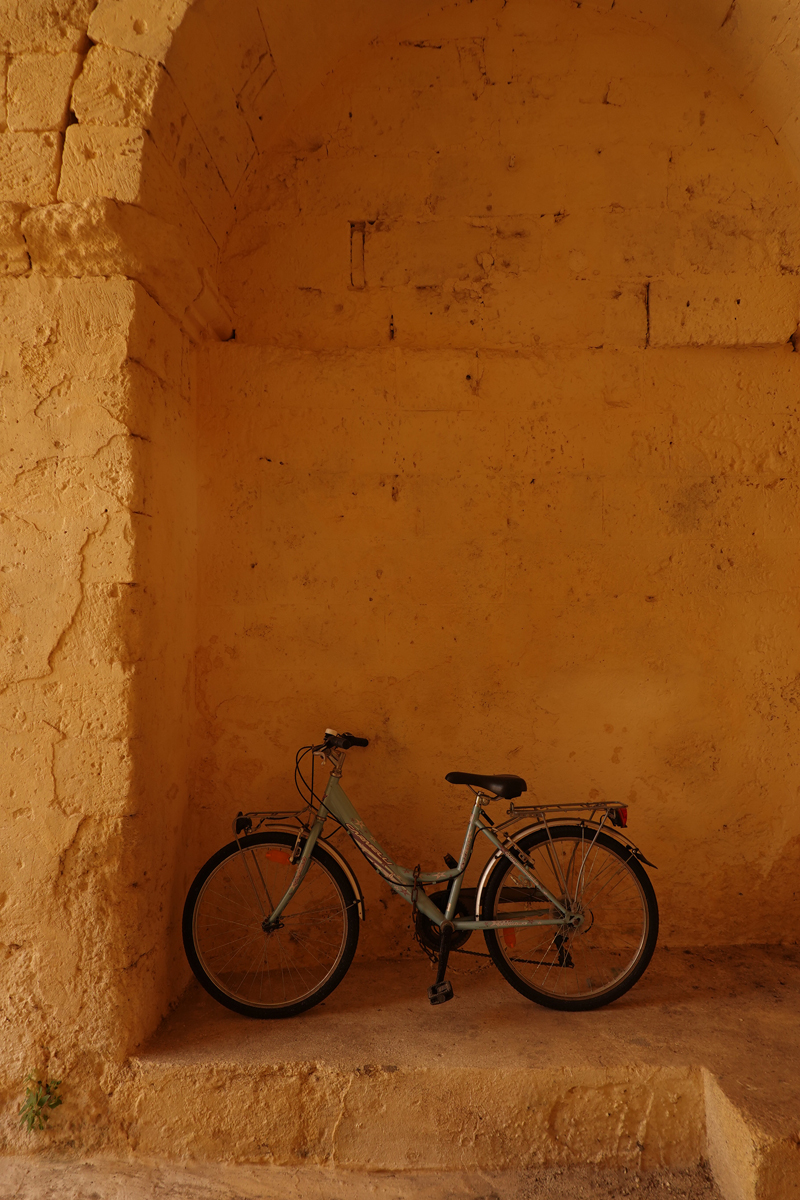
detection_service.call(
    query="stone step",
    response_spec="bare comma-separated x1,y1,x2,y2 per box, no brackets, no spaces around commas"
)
105,946,800,1199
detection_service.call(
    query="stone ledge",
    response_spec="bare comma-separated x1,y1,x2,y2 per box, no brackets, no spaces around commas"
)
0,1160,723,1199
22,199,233,341
2,948,792,1198
102,947,798,1199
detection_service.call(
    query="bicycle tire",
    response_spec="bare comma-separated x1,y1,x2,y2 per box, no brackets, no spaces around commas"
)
481,824,658,1011
183,831,359,1018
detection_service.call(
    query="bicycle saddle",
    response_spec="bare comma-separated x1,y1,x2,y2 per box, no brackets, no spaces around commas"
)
445,772,527,799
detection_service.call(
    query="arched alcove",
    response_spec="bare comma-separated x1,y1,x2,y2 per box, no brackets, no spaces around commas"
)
196,1,800,964
1,0,800,1151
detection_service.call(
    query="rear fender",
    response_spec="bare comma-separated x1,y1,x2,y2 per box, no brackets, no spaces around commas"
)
474,820,656,917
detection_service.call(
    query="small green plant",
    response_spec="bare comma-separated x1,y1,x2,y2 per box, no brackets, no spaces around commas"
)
19,1072,63,1132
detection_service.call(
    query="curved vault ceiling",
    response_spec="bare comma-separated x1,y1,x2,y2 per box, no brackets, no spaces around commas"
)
166,0,800,170
17,0,800,342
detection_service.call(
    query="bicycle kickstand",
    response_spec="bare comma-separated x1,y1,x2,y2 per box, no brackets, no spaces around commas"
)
428,920,455,1005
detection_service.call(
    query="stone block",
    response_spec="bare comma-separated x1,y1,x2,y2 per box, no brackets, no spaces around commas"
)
70,44,162,128
0,0,94,53
58,126,222,262
88,0,191,63
37,643,136,741
648,274,800,347
346,84,487,156
0,130,60,203
22,199,212,337
59,124,170,208
0,53,6,129
0,505,108,690
29,376,129,461
603,284,648,349
53,736,134,819
0,203,29,274
0,275,137,398
369,219,502,289
667,127,797,212
81,511,137,585
7,52,81,131
84,430,147,512
539,208,679,279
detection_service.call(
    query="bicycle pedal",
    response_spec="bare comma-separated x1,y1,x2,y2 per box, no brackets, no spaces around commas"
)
428,980,454,1005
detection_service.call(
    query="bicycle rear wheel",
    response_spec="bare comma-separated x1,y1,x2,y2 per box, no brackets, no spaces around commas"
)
482,825,658,1011
183,831,359,1018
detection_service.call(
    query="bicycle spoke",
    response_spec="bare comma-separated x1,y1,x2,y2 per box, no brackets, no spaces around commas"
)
189,838,357,1012
487,830,654,1004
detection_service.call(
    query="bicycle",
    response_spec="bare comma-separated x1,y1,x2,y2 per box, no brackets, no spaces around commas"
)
182,729,659,1018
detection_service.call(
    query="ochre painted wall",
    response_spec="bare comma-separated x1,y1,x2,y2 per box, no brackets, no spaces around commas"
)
197,4,800,956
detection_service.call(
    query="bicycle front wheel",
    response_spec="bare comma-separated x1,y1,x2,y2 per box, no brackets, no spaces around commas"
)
183,831,359,1018
482,825,658,1011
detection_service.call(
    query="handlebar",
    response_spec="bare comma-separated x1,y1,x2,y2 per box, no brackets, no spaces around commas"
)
323,729,369,750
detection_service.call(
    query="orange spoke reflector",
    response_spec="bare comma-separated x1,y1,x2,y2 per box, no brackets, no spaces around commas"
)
503,928,517,949
263,849,291,864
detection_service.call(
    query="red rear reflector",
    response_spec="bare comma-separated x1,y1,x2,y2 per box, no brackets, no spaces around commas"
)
503,928,517,949
618,807,628,827
263,849,291,864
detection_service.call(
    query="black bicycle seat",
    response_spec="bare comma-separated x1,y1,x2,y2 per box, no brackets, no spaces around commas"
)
445,772,527,799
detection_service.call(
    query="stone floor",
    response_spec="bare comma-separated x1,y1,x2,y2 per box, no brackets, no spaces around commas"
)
121,944,800,1171
0,1159,722,1199
2,943,799,1198
150,941,799,1137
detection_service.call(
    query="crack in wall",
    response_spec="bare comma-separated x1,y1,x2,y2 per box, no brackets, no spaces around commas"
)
326,1071,355,1166
55,1,101,196
720,0,737,29
42,516,107,678
645,280,651,347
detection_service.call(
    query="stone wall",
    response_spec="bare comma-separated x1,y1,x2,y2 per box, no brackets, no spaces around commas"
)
0,0,207,1139
1,0,800,1154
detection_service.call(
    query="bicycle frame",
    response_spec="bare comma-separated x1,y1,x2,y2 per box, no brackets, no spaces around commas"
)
265,750,577,933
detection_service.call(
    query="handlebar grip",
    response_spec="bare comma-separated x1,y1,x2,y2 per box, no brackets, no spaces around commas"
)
323,730,369,749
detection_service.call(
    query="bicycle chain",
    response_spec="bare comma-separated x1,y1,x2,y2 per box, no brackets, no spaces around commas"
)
414,939,571,967
409,880,568,966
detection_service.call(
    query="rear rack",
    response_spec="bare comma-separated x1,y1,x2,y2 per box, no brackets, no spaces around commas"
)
504,800,628,830
508,801,626,817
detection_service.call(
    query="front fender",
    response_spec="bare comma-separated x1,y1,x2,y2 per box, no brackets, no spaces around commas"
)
240,823,366,920
320,834,366,920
